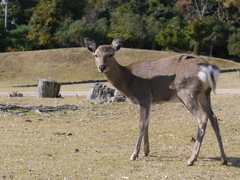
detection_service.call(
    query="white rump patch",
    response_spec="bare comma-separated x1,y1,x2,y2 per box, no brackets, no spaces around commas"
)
198,69,208,83
198,65,220,93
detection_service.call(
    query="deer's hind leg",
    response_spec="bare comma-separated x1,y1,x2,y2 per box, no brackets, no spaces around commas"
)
143,123,150,157
177,89,209,166
199,89,228,165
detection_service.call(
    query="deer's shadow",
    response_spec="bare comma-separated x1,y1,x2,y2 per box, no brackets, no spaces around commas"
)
148,155,240,167
206,157,240,168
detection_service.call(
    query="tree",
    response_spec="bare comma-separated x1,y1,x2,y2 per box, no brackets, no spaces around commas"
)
107,1,173,49
203,17,233,57
0,20,11,52
185,17,212,55
54,0,87,20
55,17,109,48
10,24,32,50
228,28,240,59
27,0,87,49
7,0,38,25
217,0,240,7
54,17,74,48
84,0,126,22
144,16,162,49
0,0,238,61
108,12,147,48
156,25,190,51
27,0,59,49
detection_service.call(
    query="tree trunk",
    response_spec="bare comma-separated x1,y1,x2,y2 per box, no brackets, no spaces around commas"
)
194,40,203,55
37,78,61,98
209,44,214,57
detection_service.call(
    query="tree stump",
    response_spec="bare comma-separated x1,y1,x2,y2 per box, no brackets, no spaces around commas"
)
37,78,61,98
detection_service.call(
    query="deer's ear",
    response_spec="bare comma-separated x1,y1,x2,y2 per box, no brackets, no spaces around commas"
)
111,35,123,51
84,37,97,53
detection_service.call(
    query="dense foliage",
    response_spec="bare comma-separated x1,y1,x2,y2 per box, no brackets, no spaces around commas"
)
0,0,239,60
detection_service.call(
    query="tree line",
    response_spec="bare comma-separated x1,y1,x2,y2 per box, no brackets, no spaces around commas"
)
0,0,239,61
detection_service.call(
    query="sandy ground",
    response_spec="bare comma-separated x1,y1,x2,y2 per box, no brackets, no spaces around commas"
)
0,91,88,97
0,89,239,97
216,89,240,94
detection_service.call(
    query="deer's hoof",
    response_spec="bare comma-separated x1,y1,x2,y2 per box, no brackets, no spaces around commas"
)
186,163,194,167
129,157,136,161
221,160,228,165
186,158,197,166
129,154,138,161
143,151,150,157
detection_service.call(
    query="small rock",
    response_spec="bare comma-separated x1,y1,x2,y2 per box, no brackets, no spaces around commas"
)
74,149,79,153
8,92,23,97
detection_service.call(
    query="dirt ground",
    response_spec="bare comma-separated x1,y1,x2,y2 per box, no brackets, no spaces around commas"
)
0,72,240,179
0,88,239,97
1,92,240,179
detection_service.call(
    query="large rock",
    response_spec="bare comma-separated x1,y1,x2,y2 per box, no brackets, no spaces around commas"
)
88,83,126,103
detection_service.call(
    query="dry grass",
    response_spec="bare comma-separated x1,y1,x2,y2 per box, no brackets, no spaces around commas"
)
0,48,240,87
0,49,240,179
217,72,240,89
0,93,240,179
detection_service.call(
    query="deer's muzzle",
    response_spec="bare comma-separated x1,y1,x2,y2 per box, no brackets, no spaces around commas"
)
99,65,106,72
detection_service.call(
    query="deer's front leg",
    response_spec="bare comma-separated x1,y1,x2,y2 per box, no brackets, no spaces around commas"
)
130,102,151,161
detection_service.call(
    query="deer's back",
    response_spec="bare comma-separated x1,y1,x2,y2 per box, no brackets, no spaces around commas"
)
126,54,208,103
127,55,207,78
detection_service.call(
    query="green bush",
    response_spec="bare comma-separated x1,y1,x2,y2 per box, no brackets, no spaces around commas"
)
9,24,32,51
0,20,11,52
228,28,240,59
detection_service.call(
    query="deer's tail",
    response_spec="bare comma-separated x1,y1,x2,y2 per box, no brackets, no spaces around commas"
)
198,64,220,94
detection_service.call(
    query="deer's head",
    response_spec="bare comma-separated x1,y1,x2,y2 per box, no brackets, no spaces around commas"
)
84,36,123,73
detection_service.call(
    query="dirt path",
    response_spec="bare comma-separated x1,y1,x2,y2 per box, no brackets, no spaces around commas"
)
216,89,240,94
0,89,240,97
0,91,89,97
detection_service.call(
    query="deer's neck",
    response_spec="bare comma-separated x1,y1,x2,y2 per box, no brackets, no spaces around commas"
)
104,60,132,94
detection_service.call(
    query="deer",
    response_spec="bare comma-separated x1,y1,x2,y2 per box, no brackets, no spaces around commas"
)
84,35,228,166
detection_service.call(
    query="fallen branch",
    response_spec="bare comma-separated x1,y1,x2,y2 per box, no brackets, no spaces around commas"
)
0,104,82,117
6,110,31,116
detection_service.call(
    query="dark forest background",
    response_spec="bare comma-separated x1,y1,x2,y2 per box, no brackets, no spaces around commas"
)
0,0,239,61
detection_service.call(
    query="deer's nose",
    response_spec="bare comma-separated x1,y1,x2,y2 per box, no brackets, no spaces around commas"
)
99,65,106,72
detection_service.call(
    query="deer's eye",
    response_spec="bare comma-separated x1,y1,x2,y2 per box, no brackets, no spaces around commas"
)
109,54,113,58
94,54,98,57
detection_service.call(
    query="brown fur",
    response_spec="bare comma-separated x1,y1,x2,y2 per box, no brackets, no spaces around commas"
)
84,36,228,166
